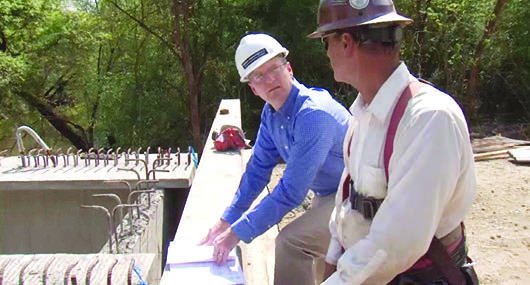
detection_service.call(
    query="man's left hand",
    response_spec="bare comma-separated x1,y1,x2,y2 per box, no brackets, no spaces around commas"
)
212,227,240,264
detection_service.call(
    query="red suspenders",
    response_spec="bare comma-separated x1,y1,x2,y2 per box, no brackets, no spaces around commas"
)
341,80,468,284
341,80,425,204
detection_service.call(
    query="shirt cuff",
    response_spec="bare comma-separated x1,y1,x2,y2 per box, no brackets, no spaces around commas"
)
230,216,257,243
221,206,244,225
326,238,343,265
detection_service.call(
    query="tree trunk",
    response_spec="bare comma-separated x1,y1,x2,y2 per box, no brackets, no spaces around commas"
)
172,0,203,151
413,0,431,77
466,0,507,124
110,0,205,151
17,91,90,150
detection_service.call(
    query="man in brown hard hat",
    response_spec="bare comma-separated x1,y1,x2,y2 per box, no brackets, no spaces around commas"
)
309,0,479,284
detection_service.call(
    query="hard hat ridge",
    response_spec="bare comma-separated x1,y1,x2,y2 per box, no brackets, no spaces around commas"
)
308,0,413,39
235,33,289,82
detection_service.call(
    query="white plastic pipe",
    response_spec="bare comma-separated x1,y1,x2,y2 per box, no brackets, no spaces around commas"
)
15,125,50,154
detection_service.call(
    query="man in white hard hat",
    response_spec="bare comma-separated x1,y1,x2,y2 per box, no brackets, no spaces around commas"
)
309,0,478,284
200,33,351,284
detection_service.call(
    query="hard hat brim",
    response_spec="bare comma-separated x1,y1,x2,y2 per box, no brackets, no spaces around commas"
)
239,49,289,82
308,13,413,39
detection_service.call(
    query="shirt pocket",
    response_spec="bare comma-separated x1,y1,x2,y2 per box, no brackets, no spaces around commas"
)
358,165,387,198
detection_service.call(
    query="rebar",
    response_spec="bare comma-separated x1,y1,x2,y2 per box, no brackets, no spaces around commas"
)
148,168,169,180
80,205,113,253
107,258,118,285
87,148,95,166
104,180,133,222
97,148,105,167
63,260,80,285
114,147,121,167
28,148,37,167
136,148,142,166
125,158,148,179
127,189,156,218
67,147,74,166
112,204,140,239
167,148,172,165
76,149,83,167
106,149,113,166
134,180,159,191
0,258,13,284
93,193,124,233
127,259,135,285
144,147,150,165
85,257,99,285
42,256,55,285
19,256,34,285
118,168,141,181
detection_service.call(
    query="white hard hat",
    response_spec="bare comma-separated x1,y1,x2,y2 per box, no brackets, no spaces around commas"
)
235,33,289,82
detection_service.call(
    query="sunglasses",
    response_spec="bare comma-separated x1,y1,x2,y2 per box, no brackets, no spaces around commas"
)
321,32,338,51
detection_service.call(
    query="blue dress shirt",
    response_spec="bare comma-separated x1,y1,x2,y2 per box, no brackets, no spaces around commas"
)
222,79,351,243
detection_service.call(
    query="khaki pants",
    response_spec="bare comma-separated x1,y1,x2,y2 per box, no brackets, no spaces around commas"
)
274,193,335,285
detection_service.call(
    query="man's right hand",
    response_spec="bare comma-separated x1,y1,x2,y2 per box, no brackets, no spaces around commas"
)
198,219,231,245
323,262,337,281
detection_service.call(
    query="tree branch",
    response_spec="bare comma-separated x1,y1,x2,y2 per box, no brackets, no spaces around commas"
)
16,90,90,150
108,0,181,60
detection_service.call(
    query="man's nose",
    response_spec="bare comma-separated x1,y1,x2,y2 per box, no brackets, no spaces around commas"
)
263,72,275,84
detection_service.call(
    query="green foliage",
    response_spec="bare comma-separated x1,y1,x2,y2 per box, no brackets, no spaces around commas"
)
479,0,530,122
1,0,529,153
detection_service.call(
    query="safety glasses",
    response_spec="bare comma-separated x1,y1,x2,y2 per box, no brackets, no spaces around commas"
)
321,32,338,51
248,62,288,84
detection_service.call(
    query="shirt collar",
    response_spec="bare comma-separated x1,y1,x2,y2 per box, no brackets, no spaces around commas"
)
274,78,301,119
350,62,413,124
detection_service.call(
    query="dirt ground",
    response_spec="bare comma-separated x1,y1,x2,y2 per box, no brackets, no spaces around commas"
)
468,159,529,284
270,158,530,284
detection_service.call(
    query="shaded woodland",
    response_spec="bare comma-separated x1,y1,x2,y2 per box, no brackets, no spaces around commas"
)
1,0,528,154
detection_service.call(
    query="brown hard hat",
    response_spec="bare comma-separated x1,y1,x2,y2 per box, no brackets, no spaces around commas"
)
308,0,413,38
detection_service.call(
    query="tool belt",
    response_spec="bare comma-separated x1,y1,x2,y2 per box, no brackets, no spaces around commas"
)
388,230,479,285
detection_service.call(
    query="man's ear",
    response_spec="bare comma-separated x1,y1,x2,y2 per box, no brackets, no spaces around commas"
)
341,33,356,57
248,83,258,96
286,62,293,78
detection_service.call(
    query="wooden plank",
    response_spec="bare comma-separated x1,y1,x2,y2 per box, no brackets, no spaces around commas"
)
474,146,530,161
173,99,247,242
474,150,509,161
165,99,278,285
508,147,530,163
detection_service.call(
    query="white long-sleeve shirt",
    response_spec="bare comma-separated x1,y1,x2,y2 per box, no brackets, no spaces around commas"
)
323,63,476,285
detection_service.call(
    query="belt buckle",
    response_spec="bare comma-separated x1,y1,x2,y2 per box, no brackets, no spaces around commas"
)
362,197,376,219
349,180,357,210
